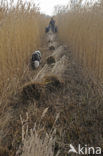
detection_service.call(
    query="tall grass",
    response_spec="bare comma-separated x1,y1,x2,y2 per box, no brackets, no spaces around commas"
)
56,0,103,85
18,111,60,156
0,0,46,100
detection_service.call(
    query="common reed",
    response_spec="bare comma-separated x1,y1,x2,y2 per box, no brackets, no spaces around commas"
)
56,0,103,85
0,0,46,102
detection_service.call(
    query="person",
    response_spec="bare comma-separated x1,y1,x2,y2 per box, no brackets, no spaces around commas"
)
49,17,56,33
32,51,41,62
31,50,41,69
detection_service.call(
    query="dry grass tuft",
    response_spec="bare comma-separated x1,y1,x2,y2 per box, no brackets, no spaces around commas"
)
43,75,63,90
47,56,56,65
49,45,55,50
18,111,60,156
22,75,63,101
22,82,45,101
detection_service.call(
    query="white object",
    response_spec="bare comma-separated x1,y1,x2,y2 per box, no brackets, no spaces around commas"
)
34,60,39,68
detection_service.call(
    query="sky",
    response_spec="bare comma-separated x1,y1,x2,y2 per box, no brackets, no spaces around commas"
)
33,0,99,15
34,0,69,16
2,0,99,16
5,0,70,16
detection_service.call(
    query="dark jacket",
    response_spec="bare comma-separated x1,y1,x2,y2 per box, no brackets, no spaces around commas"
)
32,53,40,62
49,19,55,26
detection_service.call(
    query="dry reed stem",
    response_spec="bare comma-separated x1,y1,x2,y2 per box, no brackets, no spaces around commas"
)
19,110,60,156
56,0,103,85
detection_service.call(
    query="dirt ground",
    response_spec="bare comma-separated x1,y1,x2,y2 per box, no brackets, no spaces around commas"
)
0,32,103,156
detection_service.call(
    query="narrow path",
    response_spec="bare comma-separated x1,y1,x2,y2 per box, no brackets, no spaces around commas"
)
0,32,103,156
32,32,103,154
34,32,68,81
20,32,103,155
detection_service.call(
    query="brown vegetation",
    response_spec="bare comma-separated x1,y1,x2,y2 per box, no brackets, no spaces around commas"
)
0,0,103,155
0,0,47,101
22,75,63,101
0,147,9,156
43,75,63,89
47,56,56,65
56,0,103,86
49,45,55,50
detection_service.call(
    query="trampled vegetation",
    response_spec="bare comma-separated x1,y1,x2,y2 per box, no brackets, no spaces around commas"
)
0,0,103,156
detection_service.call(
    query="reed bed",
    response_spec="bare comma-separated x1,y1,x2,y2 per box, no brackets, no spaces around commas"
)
0,0,46,100
56,0,103,85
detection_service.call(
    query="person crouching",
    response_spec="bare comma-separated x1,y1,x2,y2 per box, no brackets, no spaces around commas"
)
31,50,41,69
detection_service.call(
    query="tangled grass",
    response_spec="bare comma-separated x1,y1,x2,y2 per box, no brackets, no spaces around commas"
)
17,111,60,156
